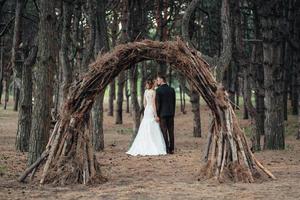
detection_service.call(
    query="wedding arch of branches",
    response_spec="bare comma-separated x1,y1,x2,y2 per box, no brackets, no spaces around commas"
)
19,39,275,185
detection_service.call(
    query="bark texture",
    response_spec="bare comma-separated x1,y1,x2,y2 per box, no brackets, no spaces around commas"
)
115,0,129,124
258,0,285,149
59,1,73,107
11,0,24,111
91,0,109,151
115,72,125,124
16,45,37,152
190,89,201,137
28,0,56,165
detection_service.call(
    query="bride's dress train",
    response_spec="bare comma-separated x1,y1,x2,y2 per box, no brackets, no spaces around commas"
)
127,89,166,156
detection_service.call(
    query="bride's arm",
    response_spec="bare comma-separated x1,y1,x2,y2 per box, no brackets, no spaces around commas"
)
152,90,158,118
144,92,147,107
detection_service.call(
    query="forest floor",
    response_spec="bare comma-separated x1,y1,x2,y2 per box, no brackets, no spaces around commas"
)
0,101,300,200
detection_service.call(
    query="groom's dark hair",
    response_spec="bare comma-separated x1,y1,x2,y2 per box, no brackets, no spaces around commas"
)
157,74,166,82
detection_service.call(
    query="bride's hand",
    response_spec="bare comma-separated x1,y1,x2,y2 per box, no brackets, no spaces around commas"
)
155,116,160,122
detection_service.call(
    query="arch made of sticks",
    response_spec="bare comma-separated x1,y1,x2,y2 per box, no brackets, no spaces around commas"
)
20,39,275,185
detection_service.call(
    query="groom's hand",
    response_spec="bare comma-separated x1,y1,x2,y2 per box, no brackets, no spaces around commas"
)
155,117,160,122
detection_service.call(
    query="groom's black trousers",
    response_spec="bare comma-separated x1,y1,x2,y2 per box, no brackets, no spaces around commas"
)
159,116,174,152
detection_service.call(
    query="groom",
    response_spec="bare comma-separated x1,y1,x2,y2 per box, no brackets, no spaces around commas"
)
155,74,176,154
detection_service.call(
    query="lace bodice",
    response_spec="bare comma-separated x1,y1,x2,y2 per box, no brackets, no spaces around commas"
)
144,89,156,118
145,89,155,104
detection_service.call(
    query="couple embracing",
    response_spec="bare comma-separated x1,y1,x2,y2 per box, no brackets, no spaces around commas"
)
127,75,176,156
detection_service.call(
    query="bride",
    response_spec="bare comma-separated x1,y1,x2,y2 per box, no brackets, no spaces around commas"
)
126,79,167,156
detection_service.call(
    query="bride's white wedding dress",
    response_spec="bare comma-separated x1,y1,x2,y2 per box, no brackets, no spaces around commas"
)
127,89,167,156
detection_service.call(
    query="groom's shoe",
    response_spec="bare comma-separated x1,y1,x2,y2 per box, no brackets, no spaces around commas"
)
169,150,174,154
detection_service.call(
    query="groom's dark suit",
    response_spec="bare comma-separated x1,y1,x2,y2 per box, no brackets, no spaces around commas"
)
156,84,176,153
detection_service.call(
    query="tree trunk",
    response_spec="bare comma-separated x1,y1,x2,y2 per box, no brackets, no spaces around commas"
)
28,0,56,165
242,61,252,119
115,0,129,123
243,99,249,119
223,63,237,108
296,51,300,139
179,85,186,114
107,80,115,116
81,0,96,71
72,0,83,72
291,71,298,115
297,52,300,139
155,0,168,74
190,89,201,137
115,72,125,124
11,0,24,112
140,62,146,108
252,5,265,150
125,77,130,113
0,39,3,104
294,0,300,139
107,10,119,117
59,0,73,108
16,45,37,152
258,0,285,150
13,87,20,111
3,78,10,110
253,43,265,151
127,0,146,136
129,66,140,137
92,92,105,151
284,0,296,117
91,0,109,151
53,63,61,118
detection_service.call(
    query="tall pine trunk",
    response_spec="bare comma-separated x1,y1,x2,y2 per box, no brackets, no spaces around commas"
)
28,0,56,165
115,72,125,124
115,0,128,123
107,10,118,117
92,92,105,151
297,52,300,139
125,77,130,113
259,0,285,149
129,66,140,137
3,78,10,109
0,38,3,104
127,0,146,136
190,89,201,137
16,45,37,152
11,0,24,112
13,88,20,111
91,0,109,151
59,1,73,108
295,0,300,139
107,81,115,116
140,62,146,108
253,43,265,151
297,51,300,139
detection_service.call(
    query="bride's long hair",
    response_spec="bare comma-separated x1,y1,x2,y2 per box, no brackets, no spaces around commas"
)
145,78,154,89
